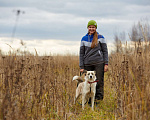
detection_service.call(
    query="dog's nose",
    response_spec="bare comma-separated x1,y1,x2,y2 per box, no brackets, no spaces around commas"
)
90,76,92,78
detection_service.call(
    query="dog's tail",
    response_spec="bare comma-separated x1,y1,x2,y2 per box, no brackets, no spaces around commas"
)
72,76,83,87
72,76,83,82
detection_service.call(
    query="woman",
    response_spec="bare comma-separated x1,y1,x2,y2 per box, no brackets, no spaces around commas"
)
79,20,108,103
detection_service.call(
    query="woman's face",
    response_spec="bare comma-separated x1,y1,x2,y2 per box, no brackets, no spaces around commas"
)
88,25,96,35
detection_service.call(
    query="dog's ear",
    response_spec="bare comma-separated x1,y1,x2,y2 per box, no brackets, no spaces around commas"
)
94,71,96,74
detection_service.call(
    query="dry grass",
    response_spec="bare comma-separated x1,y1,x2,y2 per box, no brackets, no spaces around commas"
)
109,40,150,119
1,41,150,119
0,54,80,119
0,53,116,120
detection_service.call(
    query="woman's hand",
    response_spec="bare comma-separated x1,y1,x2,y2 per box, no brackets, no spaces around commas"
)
80,69,84,73
104,65,108,72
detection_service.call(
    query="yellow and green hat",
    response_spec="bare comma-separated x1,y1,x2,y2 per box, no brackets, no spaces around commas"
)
87,20,97,28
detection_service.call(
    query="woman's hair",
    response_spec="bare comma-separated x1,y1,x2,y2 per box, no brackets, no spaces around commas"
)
91,32,98,48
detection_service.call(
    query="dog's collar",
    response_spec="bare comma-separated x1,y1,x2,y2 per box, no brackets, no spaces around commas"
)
88,80,99,84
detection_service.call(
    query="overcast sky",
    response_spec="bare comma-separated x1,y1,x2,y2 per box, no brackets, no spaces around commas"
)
0,0,150,55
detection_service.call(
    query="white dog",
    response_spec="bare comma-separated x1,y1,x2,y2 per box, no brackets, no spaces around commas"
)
72,71,98,111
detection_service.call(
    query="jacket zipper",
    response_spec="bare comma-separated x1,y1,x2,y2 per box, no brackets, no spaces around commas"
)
98,50,102,57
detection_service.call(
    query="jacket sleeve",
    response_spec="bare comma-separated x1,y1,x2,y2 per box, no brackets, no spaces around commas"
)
79,41,85,69
100,37,108,65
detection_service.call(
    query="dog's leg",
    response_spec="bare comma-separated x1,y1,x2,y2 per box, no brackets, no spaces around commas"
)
91,95,95,111
74,87,81,104
74,94,81,104
82,94,85,110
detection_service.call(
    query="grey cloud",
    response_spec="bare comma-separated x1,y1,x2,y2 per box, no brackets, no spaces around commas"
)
0,0,150,43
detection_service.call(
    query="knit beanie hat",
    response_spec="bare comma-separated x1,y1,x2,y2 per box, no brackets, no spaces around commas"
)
87,20,97,28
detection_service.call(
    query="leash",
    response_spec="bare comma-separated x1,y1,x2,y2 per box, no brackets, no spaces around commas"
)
88,80,99,93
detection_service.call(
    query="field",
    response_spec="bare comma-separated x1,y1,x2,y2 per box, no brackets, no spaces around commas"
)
109,40,150,119
0,53,116,120
0,25,150,120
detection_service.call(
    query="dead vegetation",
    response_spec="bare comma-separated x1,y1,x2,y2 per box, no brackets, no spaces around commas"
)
0,21,150,120
109,22,150,119
0,54,80,119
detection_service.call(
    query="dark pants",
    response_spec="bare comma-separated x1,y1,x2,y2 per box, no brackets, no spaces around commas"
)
84,63,104,100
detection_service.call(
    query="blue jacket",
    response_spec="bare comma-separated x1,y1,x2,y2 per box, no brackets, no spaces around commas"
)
79,32,108,69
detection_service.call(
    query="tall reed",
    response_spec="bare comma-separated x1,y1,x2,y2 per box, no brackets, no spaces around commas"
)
109,27,150,119
0,53,79,119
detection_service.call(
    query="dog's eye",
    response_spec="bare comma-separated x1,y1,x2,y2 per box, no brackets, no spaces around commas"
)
88,73,90,75
91,73,93,75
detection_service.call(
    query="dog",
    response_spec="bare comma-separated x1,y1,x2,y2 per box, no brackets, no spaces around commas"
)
72,70,98,111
